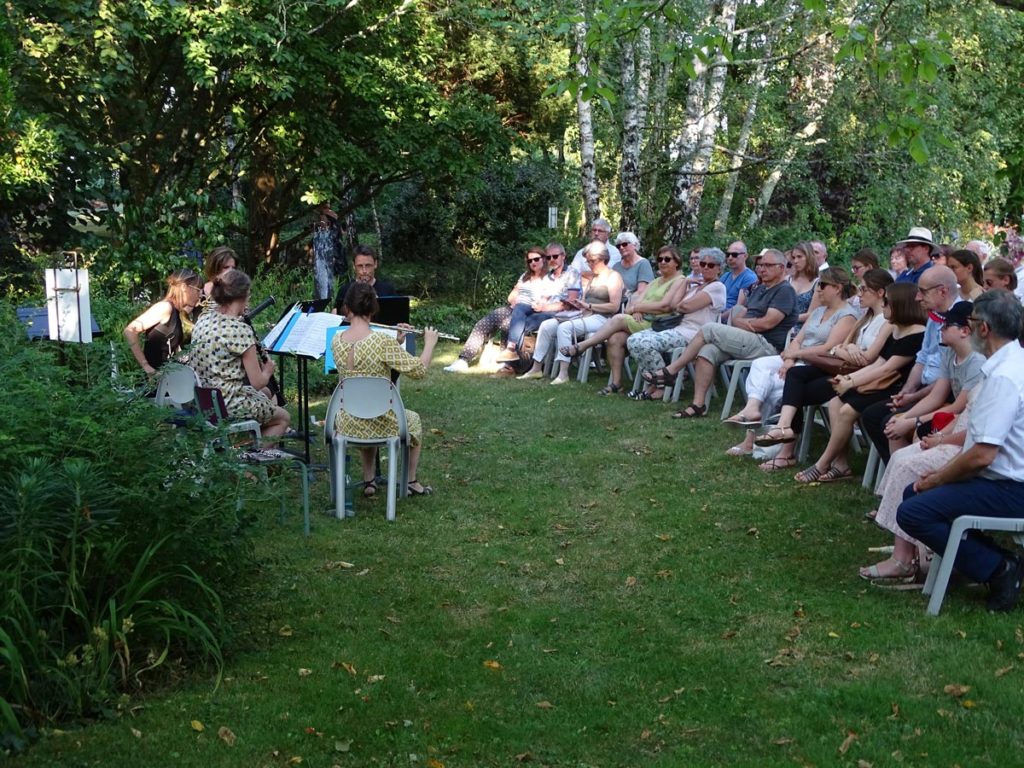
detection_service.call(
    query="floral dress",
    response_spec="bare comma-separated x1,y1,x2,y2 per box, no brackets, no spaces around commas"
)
189,310,276,424
331,332,426,446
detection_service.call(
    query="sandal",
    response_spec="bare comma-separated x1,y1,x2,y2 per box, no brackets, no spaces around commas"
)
362,480,378,498
794,465,824,483
726,444,753,457
859,557,917,581
672,403,707,419
559,344,580,357
642,366,676,387
754,426,796,447
723,414,762,428
407,479,433,496
597,383,622,396
759,457,797,471
628,390,655,401
819,465,854,482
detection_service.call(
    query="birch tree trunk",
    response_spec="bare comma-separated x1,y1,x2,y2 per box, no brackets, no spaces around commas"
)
713,49,768,238
746,36,836,229
618,24,651,233
663,0,737,245
574,0,601,226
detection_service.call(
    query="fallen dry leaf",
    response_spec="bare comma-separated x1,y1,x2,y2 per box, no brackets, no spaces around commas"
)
656,533,672,541
335,740,352,753
640,729,652,740
426,760,445,768
535,700,554,709
889,702,900,720
720,630,737,640
131,728,142,739
857,760,873,768
943,683,970,698
747,527,759,537
514,752,534,762
278,626,294,637
191,720,205,733
218,726,236,746
324,560,355,570
827,631,840,639
655,569,673,579
785,626,801,642
995,665,1014,678
555,558,565,566
367,674,385,683
625,576,638,588
333,661,356,676
429,428,444,436
298,668,312,677
838,730,858,755
961,699,977,709
483,660,502,670
773,737,794,746
356,568,370,576
287,758,302,766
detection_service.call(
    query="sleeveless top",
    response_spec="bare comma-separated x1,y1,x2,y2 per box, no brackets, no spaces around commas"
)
143,306,184,370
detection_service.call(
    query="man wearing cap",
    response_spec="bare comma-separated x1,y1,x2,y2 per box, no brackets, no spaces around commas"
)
861,265,960,464
894,227,935,284
570,217,622,276
897,289,1024,612
721,241,757,315
878,300,985,457
612,232,654,296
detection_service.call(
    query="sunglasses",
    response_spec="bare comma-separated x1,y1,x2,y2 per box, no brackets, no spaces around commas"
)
546,253,563,260
698,261,718,268
527,256,543,264
725,251,745,258
656,256,676,264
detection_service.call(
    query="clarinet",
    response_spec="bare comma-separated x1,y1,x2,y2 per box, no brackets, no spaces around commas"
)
242,296,286,407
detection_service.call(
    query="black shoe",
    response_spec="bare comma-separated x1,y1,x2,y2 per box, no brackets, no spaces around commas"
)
986,555,1024,612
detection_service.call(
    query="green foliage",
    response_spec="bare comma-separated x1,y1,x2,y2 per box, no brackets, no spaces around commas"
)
0,305,268,743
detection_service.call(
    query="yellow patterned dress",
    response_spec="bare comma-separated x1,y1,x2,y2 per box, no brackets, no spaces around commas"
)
331,332,425,446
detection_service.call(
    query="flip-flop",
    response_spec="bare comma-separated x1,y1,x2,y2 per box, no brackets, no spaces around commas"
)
722,415,762,428
754,427,796,447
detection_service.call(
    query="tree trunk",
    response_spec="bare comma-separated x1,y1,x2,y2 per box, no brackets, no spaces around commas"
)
574,0,601,226
618,24,651,233
248,141,283,269
663,0,736,245
746,37,836,229
714,45,768,238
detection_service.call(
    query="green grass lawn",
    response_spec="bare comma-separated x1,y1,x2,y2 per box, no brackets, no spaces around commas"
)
18,345,1024,767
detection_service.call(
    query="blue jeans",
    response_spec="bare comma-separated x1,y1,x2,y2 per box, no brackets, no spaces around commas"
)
897,477,1024,582
508,304,552,348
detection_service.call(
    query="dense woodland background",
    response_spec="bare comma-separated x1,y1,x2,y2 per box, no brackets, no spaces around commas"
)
4,0,1024,304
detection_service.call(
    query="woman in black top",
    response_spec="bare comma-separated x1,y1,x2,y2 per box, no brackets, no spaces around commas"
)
123,268,202,377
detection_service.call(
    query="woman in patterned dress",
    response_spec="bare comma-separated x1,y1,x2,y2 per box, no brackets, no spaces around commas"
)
333,282,439,497
189,269,291,437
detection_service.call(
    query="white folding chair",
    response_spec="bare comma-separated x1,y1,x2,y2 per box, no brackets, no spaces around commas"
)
922,517,1024,615
324,376,410,521
154,364,201,408
718,358,756,420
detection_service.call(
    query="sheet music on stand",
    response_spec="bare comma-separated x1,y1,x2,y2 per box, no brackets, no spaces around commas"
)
263,303,343,359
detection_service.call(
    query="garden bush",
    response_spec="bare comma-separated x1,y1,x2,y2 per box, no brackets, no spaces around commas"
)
0,304,269,750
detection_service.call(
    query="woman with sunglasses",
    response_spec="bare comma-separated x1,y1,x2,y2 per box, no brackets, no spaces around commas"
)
749,269,894,470
625,248,727,399
722,268,858,455
552,245,685,395
785,283,925,483
496,246,560,362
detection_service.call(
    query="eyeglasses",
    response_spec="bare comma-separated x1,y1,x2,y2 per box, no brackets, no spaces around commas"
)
968,315,983,326
726,251,746,258
698,261,719,268
656,256,676,264
762,262,785,269
591,228,609,235
527,256,543,263
585,258,602,265
917,284,943,295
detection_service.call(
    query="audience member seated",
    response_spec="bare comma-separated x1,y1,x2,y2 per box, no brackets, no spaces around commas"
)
612,232,655,297
518,241,624,385
787,241,821,329
897,289,1024,612
750,268,894,471
189,269,291,437
643,248,797,419
124,268,203,379
201,246,237,305
784,283,925,483
333,244,397,313
496,247,559,362
860,303,982,582
723,268,857,456
570,218,622,275
332,282,439,497
948,249,984,301
446,243,579,373
720,240,756,321
983,257,1018,293
626,248,727,399
559,244,684,396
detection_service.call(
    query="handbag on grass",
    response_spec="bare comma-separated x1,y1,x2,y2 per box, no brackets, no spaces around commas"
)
854,368,901,394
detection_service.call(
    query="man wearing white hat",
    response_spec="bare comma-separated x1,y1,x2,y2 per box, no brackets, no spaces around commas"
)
894,226,935,284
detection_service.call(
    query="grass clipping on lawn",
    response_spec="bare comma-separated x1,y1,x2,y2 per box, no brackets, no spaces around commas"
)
21,347,1024,767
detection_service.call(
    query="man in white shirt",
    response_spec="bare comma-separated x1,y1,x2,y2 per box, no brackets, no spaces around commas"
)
570,217,622,275
812,240,829,272
897,289,1024,611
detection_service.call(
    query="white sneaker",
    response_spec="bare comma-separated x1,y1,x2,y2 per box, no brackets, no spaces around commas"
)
444,359,469,373
517,370,544,380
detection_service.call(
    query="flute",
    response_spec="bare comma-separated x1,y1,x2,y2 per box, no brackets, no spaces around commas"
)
369,322,460,342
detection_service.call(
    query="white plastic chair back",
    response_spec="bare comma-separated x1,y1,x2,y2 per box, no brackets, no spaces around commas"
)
154,364,200,408
324,376,409,521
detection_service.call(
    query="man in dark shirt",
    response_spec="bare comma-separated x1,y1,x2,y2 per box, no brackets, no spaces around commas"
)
333,244,397,313
655,248,798,418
